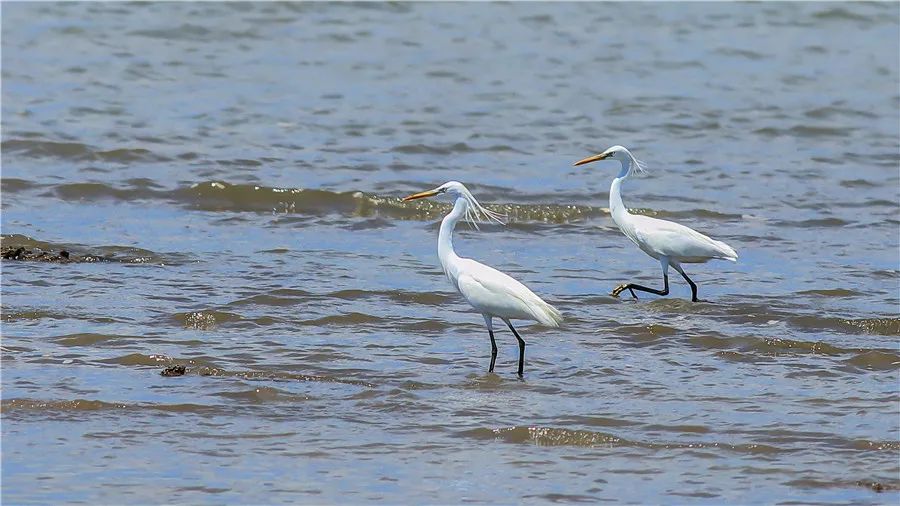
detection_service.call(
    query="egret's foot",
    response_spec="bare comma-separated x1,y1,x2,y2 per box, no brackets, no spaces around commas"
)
611,284,638,299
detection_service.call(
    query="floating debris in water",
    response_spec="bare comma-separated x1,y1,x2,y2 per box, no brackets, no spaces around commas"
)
0,236,162,264
1,246,85,263
160,365,186,377
856,480,897,493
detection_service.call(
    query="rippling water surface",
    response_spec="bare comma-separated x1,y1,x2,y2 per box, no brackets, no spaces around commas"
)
2,2,899,504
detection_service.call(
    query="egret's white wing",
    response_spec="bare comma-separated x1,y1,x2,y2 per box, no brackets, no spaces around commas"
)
630,215,737,262
456,259,562,326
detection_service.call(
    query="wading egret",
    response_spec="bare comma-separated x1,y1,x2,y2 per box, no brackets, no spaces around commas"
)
574,146,737,302
403,181,563,376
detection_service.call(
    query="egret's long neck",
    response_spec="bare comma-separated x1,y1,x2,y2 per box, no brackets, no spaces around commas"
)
438,197,466,273
609,158,632,227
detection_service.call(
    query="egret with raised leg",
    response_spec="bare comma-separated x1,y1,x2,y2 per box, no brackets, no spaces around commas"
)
574,146,737,302
403,181,562,376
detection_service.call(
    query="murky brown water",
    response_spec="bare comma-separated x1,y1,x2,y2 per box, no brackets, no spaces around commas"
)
2,2,899,504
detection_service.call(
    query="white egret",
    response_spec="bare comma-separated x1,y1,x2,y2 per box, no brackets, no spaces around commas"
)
403,181,563,377
574,146,737,302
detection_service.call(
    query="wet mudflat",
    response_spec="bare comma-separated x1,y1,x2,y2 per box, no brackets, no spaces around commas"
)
2,2,898,504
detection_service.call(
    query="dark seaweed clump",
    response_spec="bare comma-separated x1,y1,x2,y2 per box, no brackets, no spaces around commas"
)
160,365,186,377
2,246,113,263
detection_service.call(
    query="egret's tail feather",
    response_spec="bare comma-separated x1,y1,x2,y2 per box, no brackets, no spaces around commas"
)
533,300,563,327
714,240,738,262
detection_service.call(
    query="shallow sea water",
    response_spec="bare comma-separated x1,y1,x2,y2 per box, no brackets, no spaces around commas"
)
2,2,899,504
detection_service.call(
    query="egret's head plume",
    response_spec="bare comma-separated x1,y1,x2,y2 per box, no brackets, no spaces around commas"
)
402,181,506,228
573,145,646,175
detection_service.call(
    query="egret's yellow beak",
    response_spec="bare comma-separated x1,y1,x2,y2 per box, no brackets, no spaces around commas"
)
402,189,439,201
573,152,610,166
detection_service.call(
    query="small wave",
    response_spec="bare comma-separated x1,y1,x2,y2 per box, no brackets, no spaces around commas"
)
173,310,245,330
299,312,384,327
789,316,900,337
616,323,680,346
1,178,42,193
178,181,373,214
193,368,376,388
2,139,90,158
54,333,140,347
796,288,862,297
688,331,900,369
128,24,260,41
212,386,311,404
2,309,67,322
464,426,624,447
772,217,850,228
228,292,312,307
747,337,858,357
804,105,878,120
391,142,523,155
459,426,786,455
812,7,872,22
1,398,222,417
789,478,900,493
715,48,767,60
2,138,168,162
2,398,128,413
53,182,168,201
754,125,850,138
519,13,555,24
328,289,455,305
644,424,711,434
843,351,900,371
396,319,454,333
563,415,640,428
636,208,744,221
839,179,880,189
423,70,470,83
98,353,220,370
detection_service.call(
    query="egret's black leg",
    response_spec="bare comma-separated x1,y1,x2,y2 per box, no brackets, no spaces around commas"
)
488,329,498,372
675,267,701,302
611,274,669,299
505,321,526,377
